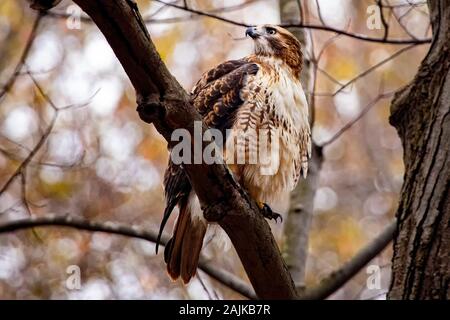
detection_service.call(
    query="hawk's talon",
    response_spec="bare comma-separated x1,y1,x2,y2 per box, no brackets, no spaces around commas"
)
260,203,283,223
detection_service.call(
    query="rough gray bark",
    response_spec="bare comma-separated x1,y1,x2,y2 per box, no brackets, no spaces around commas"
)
388,0,450,299
280,0,323,289
51,0,298,299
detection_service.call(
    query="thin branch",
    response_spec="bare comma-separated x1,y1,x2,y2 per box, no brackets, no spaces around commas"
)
309,29,317,127
198,257,257,299
319,91,395,148
151,0,248,26
389,1,419,40
296,0,304,24
376,0,389,40
315,0,327,27
317,67,345,87
0,140,85,169
47,0,260,24
45,0,432,45
299,220,396,300
333,44,417,96
147,0,177,18
151,0,430,45
0,13,43,103
0,214,257,299
196,273,213,300
380,1,427,8
0,71,93,195
282,23,430,44
20,168,32,215
0,109,57,195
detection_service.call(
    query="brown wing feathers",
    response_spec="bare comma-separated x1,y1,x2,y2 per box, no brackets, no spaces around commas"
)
193,60,259,132
159,59,259,282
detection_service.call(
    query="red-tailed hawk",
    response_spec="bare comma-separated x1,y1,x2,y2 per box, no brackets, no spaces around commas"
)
157,25,311,283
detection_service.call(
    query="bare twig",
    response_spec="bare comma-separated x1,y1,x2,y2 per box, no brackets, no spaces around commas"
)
151,0,248,26
0,109,57,195
389,1,419,40
380,1,427,8
196,273,213,300
0,13,43,103
333,44,417,96
20,168,32,215
151,0,430,45
319,91,395,148
296,0,304,23
0,214,257,299
0,71,92,195
47,0,260,24
376,0,389,40
45,0,431,45
315,0,327,27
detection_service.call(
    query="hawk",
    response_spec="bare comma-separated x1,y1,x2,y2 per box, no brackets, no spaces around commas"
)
157,25,311,283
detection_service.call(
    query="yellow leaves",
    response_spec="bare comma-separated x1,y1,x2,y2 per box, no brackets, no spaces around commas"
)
153,28,181,62
336,217,365,259
0,1,23,30
137,135,168,163
327,56,358,80
135,0,151,12
376,99,391,121
31,85,49,113
39,180,74,199
311,215,365,262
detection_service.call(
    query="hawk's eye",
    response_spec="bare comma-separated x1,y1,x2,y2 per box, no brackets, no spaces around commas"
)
266,27,277,35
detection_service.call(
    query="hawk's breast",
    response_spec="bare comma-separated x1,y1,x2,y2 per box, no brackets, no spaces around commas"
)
225,60,311,204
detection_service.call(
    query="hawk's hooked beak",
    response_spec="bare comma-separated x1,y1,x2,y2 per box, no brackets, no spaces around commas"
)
245,26,260,39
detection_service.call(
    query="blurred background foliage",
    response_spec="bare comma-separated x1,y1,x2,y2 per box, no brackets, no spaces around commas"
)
0,0,430,299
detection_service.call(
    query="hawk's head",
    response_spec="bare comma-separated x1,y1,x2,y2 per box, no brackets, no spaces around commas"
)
246,24,302,75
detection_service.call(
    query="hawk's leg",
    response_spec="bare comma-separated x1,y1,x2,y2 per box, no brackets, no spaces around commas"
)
258,202,283,223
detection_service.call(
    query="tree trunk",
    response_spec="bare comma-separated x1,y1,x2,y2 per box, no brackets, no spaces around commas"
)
388,0,450,299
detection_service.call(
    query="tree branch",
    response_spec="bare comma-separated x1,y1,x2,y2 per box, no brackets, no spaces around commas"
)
332,44,418,96
319,91,395,148
0,214,256,299
46,0,431,45
152,0,431,45
0,13,43,103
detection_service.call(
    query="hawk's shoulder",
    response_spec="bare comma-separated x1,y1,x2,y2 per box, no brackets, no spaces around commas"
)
191,58,259,132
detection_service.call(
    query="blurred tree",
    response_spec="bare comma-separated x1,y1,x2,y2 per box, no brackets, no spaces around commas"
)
280,0,323,292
